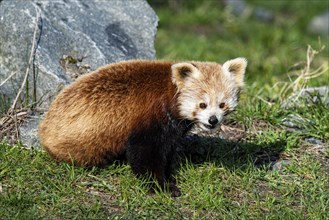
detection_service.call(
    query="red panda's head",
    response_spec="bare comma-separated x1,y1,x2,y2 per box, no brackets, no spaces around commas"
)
172,58,247,131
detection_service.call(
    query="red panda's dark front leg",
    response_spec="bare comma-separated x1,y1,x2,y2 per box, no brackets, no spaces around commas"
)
126,124,181,197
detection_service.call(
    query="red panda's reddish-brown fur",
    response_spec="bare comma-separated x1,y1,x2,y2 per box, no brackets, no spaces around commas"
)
39,60,179,166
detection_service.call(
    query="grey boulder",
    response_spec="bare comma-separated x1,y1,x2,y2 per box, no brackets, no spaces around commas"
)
0,0,158,108
0,0,158,148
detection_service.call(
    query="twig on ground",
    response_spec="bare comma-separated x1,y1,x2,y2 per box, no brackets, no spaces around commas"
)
0,109,32,144
14,111,19,140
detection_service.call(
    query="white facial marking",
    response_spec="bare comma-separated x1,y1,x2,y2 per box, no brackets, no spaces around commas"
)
177,60,245,132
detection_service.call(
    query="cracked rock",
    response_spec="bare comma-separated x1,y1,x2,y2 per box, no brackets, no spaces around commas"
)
0,0,158,148
0,0,158,108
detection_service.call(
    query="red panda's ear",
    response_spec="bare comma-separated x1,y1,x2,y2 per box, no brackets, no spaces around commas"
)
171,63,200,90
222,58,247,88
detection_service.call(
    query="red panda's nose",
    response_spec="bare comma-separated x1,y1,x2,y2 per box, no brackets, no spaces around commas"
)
208,115,219,125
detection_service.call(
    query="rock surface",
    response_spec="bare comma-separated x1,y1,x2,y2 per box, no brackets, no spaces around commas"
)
307,10,329,36
282,86,329,109
281,86,328,134
0,0,158,148
224,0,274,22
271,160,291,171
0,0,158,108
19,112,43,149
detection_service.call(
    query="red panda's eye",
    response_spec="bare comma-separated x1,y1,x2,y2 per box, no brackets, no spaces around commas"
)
219,103,225,109
199,103,207,109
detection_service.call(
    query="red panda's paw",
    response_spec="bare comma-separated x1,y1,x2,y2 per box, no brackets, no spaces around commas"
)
169,182,181,197
148,187,157,196
147,181,181,197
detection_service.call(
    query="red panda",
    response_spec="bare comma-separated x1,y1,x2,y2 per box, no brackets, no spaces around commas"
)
38,58,247,196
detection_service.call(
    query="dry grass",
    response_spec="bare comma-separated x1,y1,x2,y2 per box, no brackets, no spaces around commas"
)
274,45,328,103
0,6,41,145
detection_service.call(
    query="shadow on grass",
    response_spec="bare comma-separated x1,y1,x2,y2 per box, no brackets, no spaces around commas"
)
179,135,286,171
92,133,287,177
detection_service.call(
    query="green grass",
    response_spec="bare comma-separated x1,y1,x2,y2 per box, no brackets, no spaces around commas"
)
1,1,329,219
0,134,328,219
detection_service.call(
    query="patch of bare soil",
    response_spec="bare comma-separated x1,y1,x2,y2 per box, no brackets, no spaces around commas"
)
301,140,329,172
80,175,125,217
